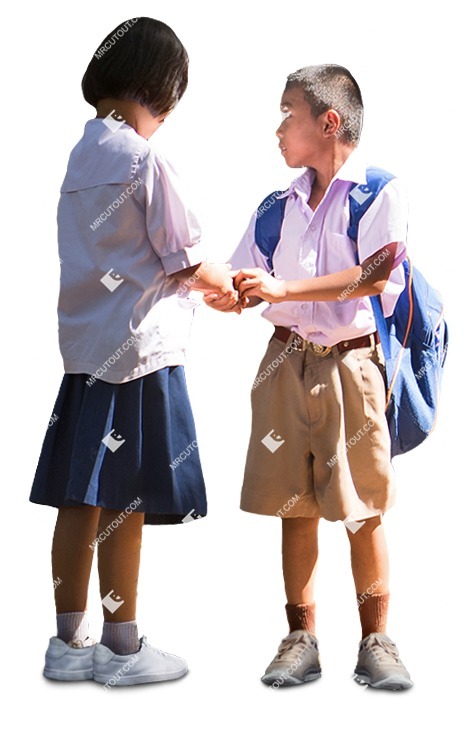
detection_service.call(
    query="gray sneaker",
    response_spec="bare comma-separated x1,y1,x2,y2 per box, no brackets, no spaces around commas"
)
261,630,321,687
354,633,413,690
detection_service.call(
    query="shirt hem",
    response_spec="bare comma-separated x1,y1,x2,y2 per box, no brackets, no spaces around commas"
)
63,353,187,384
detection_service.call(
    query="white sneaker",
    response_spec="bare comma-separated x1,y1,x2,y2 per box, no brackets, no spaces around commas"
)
354,633,413,690
43,637,96,681
93,636,188,687
261,630,321,686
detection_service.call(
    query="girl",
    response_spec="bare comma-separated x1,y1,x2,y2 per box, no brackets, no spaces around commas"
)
30,17,239,687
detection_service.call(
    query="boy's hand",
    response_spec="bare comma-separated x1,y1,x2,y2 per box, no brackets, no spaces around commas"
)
203,290,245,314
236,269,287,303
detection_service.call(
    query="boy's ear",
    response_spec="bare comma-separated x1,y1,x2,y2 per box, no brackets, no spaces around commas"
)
322,109,341,137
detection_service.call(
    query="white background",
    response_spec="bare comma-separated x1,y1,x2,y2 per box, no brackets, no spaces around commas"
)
1,0,465,727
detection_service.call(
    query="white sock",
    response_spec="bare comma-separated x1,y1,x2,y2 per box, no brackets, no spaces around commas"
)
101,620,140,655
56,611,88,644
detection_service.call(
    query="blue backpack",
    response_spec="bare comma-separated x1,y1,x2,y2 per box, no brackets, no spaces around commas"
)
254,167,448,457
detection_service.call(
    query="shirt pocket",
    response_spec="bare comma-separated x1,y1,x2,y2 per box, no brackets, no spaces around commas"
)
321,232,357,274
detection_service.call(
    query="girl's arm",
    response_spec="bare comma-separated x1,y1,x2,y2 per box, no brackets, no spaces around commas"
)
172,261,233,293
172,262,244,313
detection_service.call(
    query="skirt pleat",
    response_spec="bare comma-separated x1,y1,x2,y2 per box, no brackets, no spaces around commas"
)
29,367,207,525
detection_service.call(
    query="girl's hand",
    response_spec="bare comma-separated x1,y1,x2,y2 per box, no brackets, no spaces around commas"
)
203,290,246,314
237,269,288,303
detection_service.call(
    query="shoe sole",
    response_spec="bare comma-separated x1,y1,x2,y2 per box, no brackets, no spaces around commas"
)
44,667,94,681
261,670,321,687
353,671,413,691
93,666,188,686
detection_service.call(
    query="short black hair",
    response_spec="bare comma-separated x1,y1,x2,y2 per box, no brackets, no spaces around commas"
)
286,65,363,145
82,17,188,116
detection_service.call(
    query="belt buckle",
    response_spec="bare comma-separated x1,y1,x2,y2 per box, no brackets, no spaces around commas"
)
309,341,332,357
294,335,308,352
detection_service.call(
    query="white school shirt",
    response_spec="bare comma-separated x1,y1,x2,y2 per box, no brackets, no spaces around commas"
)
58,119,205,383
230,150,408,346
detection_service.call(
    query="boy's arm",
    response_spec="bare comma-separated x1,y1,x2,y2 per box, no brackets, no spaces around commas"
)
237,243,398,303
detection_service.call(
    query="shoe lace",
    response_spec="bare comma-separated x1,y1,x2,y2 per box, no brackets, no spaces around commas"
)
69,636,96,648
364,635,402,666
276,633,315,663
142,636,169,658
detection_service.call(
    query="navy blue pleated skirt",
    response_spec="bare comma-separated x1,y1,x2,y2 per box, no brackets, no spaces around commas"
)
29,367,207,525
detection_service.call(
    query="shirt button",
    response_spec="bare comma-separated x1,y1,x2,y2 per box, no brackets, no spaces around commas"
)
301,304,308,310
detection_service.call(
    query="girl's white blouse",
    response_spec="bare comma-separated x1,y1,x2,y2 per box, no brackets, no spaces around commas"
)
58,119,205,383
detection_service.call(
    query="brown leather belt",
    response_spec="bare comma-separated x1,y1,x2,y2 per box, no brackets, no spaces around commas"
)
274,326,380,356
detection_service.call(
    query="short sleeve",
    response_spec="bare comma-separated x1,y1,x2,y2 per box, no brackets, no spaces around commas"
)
357,177,408,268
139,151,206,275
230,212,270,271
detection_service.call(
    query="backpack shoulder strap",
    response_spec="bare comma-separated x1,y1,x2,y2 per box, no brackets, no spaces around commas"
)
347,166,396,361
254,191,288,271
347,166,395,244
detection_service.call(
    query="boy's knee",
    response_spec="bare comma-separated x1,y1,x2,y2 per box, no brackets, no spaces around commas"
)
282,515,320,535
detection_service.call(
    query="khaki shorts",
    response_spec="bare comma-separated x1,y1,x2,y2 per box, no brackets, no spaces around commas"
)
240,333,396,522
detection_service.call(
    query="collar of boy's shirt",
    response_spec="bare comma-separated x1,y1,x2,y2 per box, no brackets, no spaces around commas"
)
277,148,368,204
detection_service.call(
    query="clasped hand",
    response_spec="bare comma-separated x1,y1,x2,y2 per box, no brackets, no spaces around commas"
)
203,268,287,313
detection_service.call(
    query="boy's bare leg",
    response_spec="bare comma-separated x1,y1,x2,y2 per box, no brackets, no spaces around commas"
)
282,517,319,634
346,514,390,638
261,517,321,685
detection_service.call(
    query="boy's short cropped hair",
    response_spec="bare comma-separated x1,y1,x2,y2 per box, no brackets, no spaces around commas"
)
82,17,189,117
286,65,363,145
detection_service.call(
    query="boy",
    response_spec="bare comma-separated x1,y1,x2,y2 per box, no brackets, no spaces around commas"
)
206,65,412,690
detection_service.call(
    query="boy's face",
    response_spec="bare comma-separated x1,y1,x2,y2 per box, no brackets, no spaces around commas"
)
276,86,329,168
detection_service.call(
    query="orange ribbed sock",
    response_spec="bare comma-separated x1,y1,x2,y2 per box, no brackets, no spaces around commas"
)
357,592,390,639
285,603,316,635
